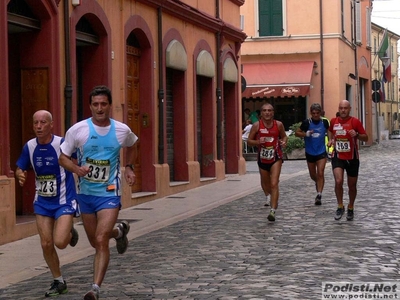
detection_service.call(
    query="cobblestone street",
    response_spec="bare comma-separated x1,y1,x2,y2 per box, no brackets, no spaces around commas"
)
1,140,400,299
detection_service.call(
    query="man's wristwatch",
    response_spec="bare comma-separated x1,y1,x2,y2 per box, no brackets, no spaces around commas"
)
125,164,134,170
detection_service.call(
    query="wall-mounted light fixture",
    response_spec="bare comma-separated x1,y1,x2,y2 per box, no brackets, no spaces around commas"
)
72,0,81,6
348,73,356,80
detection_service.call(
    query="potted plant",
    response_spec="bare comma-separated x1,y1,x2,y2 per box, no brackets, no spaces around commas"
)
283,122,305,160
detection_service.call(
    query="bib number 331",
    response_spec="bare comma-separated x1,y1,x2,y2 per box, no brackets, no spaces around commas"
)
84,158,111,182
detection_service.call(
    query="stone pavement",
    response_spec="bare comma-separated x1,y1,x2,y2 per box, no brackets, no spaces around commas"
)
1,140,400,299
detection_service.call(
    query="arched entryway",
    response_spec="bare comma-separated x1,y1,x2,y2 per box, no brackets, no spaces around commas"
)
74,16,110,120
164,37,188,182
124,16,156,193
195,48,216,178
7,0,60,215
222,56,239,174
70,1,111,123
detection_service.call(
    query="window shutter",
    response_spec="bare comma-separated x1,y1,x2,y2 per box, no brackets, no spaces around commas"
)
259,0,283,37
355,1,361,45
366,6,371,47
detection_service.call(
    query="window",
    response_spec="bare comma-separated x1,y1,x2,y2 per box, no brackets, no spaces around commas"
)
391,44,394,62
258,0,283,37
341,0,345,35
355,1,361,44
391,82,394,101
366,6,371,47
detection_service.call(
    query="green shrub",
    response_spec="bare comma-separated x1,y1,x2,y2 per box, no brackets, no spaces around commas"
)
283,122,305,154
288,122,302,132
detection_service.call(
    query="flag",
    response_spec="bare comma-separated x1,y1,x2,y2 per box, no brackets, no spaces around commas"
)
379,76,385,103
382,58,391,83
377,29,391,83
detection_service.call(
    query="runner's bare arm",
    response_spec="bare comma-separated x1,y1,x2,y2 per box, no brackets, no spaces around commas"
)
247,121,260,147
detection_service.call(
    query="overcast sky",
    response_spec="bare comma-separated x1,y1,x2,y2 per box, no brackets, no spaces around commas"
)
371,0,400,35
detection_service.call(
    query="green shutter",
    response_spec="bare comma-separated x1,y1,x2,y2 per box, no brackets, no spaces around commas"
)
259,0,283,36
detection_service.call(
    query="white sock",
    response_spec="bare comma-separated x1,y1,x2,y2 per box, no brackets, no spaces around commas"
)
116,227,123,239
55,276,64,283
92,283,100,291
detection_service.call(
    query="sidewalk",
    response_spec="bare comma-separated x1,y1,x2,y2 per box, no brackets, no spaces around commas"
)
0,160,309,290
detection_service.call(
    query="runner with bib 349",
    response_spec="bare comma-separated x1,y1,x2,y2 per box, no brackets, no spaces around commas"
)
247,103,287,222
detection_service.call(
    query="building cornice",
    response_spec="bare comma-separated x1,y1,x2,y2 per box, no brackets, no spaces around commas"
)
371,22,400,39
136,0,246,42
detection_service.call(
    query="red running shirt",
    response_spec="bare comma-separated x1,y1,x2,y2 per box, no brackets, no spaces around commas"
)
329,117,366,160
258,120,283,164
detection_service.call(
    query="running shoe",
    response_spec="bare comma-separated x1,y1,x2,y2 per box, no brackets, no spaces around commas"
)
45,280,68,297
84,289,99,300
267,210,275,222
346,208,354,221
69,226,79,247
116,220,130,254
334,207,345,220
315,195,322,206
264,195,270,207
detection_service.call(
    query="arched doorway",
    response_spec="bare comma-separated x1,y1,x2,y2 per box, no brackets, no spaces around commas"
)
126,34,142,192
222,56,239,174
124,17,155,193
74,15,109,120
7,0,59,215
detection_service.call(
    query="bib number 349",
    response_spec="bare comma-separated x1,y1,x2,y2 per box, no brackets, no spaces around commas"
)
260,147,274,160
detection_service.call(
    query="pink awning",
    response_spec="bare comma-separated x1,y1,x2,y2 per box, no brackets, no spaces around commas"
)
242,61,314,98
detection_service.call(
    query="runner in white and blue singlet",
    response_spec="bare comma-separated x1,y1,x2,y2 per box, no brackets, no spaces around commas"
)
15,110,79,297
17,135,78,214
59,85,138,300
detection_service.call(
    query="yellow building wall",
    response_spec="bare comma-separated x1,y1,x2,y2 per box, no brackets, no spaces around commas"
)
240,0,371,134
371,24,400,139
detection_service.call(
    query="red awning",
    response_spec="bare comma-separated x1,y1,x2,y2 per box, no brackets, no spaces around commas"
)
241,61,314,98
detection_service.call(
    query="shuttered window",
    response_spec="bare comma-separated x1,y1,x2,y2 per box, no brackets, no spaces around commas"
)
258,0,283,37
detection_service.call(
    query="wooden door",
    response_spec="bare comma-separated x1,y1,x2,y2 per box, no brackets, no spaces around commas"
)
21,69,49,144
20,68,49,214
126,47,142,192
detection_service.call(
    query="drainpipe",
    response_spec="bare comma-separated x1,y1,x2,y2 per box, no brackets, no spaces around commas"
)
157,7,165,164
216,0,222,159
375,30,382,144
389,34,393,134
64,0,72,130
352,1,359,117
319,0,324,110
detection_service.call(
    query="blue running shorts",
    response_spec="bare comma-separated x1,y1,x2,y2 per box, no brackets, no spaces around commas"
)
34,199,77,219
77,194,121,214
